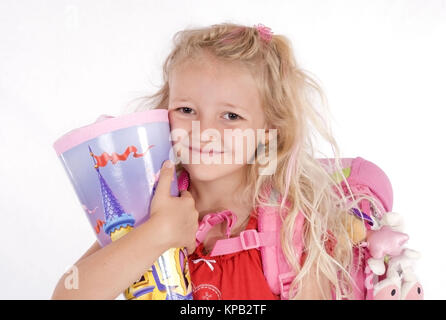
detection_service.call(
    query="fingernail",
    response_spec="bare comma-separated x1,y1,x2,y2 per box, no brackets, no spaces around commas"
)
164,160,173,168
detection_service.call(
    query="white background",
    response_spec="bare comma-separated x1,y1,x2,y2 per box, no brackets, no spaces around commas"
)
1,0,445,299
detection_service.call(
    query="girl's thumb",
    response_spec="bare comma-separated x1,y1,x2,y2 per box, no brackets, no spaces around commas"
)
155,160,174,197
162,159,174,169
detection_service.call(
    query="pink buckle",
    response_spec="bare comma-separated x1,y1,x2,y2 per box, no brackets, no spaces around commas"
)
196,210,237,245
239,230,260,250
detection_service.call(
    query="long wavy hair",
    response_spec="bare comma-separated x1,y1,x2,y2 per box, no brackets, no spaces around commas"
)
128,22,383,299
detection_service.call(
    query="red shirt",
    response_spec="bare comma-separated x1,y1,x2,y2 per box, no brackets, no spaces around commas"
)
187,212,280,300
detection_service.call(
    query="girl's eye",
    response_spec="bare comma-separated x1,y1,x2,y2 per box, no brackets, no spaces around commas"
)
176,107,194,114
175,107,242,121
223,112,242,121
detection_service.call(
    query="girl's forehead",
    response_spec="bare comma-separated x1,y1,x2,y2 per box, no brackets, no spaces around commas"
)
170,61,259,101
172,58,246,81
168,53,265,124
172,50,250,78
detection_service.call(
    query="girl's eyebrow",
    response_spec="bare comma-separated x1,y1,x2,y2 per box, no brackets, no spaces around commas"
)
171,97,195,103
219,102,246,111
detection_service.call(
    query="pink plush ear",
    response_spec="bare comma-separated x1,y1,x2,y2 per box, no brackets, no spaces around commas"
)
367,226,409,259
374,283,401,300
402,281,424,300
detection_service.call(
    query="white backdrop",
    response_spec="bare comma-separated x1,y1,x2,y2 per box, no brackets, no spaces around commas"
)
1,0,444,299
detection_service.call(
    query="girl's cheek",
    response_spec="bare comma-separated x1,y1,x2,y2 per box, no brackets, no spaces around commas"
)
167,109,176,123
170,117,191,134
225,136,256,164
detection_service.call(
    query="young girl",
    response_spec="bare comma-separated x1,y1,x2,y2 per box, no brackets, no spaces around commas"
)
52,22,383,300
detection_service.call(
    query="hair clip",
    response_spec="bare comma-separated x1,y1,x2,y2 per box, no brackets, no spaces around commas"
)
254,23,273,43
350,207,374,226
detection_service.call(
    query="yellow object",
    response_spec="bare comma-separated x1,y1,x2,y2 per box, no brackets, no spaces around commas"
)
342,213,367,245
124,248,192,300
110,225,133,242
173,248,192,295
125,271,154,300
332,166,370,246
331,167,351,184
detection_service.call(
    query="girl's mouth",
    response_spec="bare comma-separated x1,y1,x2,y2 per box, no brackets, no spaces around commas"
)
188,145,224,155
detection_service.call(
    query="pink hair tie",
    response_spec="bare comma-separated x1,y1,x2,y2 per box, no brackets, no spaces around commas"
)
254,23,273,43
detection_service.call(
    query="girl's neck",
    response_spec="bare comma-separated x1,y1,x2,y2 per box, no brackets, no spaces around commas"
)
186,166,255,252
188,166,252,226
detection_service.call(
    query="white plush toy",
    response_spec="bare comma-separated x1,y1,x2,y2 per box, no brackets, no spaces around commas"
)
364,212,423,300
371,248,423,300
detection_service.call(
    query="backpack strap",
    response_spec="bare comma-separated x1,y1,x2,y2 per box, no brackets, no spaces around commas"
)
208,190,278,256
206,183,276,256
260,188,305,299
195,208,276,256
209,229,276,256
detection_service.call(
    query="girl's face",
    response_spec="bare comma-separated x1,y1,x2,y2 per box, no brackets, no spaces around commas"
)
168,51,267,182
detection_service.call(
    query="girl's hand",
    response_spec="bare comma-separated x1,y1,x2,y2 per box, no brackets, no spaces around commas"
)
149,160,199,254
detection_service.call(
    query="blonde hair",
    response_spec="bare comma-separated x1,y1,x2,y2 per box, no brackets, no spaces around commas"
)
129,22,384,299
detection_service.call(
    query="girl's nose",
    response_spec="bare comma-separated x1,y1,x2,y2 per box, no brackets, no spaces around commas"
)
191,119,221,143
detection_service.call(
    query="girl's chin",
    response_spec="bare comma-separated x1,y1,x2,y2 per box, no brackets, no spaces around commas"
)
181,163,244,181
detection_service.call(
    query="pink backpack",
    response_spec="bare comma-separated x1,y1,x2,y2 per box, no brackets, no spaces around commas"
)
180,156,423,300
